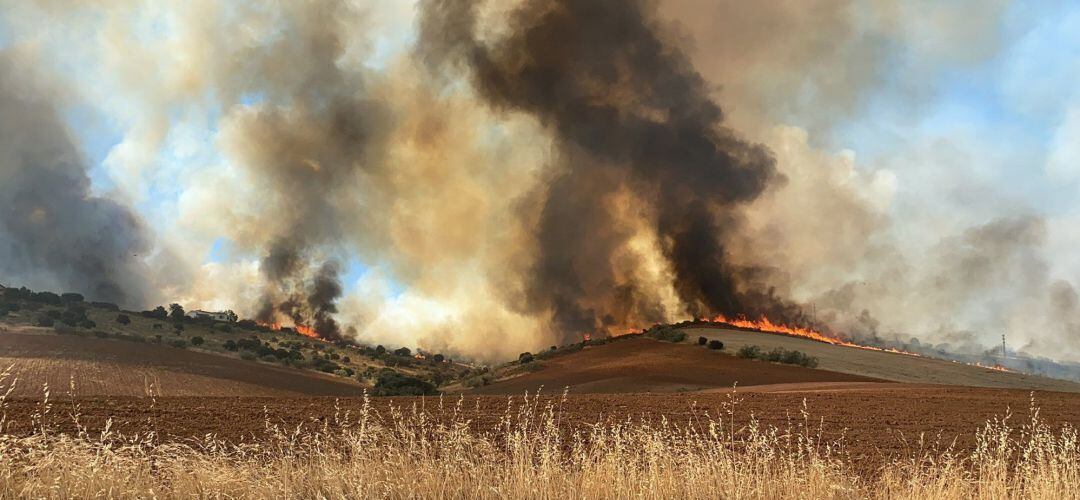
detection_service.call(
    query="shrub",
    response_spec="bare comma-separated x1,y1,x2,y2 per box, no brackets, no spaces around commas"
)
35,315,55,327
737,345,762,359
89,301,119,311
169,339,188,349
375,345,386,355
61,293,84,303
394,347,411,357
224,340,238,351
191,336,205,346
116,314,131,325
79,319,96,329
519,352,534,364
237,319,257,330
239,351,257,361
645,326,687,343
373,370,437,396
4,302,20,312
432,354,444,363
698,336,708,346
31,292,62,305
707,340,724,350
94,331,109,339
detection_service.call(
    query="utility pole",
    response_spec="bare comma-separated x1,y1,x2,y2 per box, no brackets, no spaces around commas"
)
1002,333,1007,360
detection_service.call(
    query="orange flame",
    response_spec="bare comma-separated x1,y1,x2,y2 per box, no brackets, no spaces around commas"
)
295,324,318,338
710,314,847,346
256,320,321,340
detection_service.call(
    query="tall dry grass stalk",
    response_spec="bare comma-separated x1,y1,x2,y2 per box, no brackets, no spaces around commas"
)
0,380,1077,498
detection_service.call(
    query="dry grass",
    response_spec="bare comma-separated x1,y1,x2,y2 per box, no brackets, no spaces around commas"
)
0,368,1077,498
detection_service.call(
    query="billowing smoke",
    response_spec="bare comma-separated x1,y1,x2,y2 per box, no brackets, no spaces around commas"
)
418,0,802,339
3,0,1080,365
0,50,159,308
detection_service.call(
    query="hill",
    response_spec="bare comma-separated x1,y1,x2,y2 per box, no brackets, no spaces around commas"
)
470,327,1080,395
0,328,363,397
684,326,1080,393
469,335,882,395
0,286,474,396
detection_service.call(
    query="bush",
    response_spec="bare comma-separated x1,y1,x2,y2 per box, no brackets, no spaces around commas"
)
237,319,257,330
645,326,687,343
707,340,724,350
735,345,818,368
394,347,411,357
191,336,205,346
518,352,534,364
372,370,437,396
375,345,386,355
737,345,762,359
698,336,708,346
31,292,62,305
61,293,84,303
116,314,131,325
223,340,238,351
432,354,444,363
94,331,109,339
239,351,257,361
89,301,119,311
35,315,55,327
169,339,188,349
79,319,96,329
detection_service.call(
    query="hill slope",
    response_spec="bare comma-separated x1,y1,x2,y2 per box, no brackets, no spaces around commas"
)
472,328,1080,395
0,329,366,397
471,336,882,395
686,326,1080,393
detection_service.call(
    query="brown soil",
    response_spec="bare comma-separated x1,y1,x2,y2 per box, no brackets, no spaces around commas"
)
0,331,365,397
3,385,1078,471
472,336,882,394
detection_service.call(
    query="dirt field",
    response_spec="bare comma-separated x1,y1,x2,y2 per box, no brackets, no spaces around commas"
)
473,336,881,394
0,331,365,397
3,385,1078,468
686,326,1080,392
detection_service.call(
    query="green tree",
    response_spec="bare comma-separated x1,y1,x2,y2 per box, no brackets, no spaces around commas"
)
168,303,185,322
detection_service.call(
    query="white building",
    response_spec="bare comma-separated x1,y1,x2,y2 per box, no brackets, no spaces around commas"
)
186,309,238,322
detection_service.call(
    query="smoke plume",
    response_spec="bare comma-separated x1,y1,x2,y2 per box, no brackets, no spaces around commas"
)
419,0,799,339
3,0,1079,365
0,50,158,307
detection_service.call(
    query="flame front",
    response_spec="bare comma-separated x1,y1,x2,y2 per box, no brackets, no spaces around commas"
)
294,324,318,338
256,320,321,340
709,314,846,345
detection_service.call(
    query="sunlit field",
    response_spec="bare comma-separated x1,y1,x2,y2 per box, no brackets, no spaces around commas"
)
0,380,1076,499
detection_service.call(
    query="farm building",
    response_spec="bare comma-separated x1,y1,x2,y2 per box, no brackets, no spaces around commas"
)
186,309,238,322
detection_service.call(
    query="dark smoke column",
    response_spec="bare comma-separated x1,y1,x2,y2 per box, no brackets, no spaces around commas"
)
0,53,157,308
420,0,781,338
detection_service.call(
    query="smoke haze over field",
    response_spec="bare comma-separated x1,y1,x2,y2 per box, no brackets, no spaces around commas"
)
1,0,1079,362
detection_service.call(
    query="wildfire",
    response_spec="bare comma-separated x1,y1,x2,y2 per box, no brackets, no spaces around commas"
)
709,314,847,346
256,320,321,340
